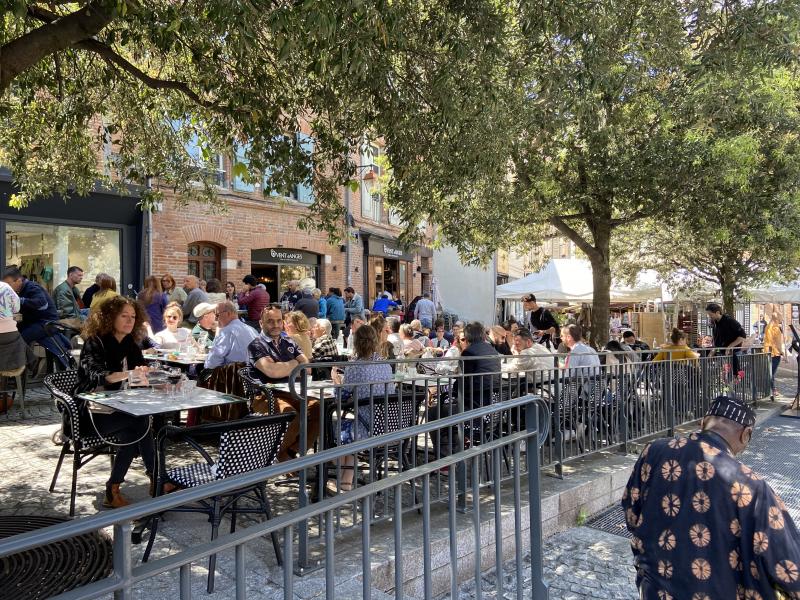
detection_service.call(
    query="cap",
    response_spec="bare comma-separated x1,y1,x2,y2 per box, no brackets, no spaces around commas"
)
192,302,217,319
705,395,756,427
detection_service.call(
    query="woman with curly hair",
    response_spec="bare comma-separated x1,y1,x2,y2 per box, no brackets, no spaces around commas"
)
74,296,155,508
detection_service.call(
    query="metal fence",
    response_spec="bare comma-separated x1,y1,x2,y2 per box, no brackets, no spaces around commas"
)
0,347,770,599
0,394,549,600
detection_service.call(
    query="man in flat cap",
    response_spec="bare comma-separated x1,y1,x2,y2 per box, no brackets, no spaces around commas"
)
622,396,800,600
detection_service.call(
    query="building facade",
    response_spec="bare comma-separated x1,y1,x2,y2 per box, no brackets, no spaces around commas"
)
150,140,428,307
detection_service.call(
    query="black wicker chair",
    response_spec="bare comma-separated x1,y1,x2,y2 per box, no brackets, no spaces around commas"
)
143,413,294,592
43,370,118,516
237,366,277,415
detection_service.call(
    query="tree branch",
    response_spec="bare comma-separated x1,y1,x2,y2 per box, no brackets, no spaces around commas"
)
550,214,602,263
609,209,651,226
74,38,219,110
1,1,114,93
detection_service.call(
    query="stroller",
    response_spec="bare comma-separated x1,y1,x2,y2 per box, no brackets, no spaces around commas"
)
41,320,81,370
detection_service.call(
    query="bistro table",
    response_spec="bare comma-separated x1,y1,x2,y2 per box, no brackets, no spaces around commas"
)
77,387,244,417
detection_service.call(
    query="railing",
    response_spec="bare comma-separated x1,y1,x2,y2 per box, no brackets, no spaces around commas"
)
286,347,770,570
0,347,770,599
0,395,549,600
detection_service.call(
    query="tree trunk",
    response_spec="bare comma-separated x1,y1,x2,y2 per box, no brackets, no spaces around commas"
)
590,258,612,348
721,281,736,316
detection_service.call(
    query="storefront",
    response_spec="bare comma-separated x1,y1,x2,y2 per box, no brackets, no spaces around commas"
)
362,234,415,306
251,247,321,301
0,177,143,297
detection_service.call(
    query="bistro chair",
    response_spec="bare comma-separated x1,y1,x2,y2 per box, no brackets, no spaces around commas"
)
143,413,294,593
43,370,117,516
237,366,277,415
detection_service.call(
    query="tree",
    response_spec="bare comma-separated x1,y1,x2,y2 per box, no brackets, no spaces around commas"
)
0,0,513,239
635,68,800,313
386,0,799,346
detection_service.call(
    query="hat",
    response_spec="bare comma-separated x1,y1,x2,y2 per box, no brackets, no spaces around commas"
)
192,302,217,319
705,395,756,427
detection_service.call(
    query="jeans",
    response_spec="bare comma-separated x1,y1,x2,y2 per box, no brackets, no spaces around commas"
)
420,317,433,329
81,410,155,484
18,321,72,368
771,355,781,392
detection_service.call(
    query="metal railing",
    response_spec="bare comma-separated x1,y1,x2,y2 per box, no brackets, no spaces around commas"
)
0,346,770,599
0,394,550,600
284,347,770,570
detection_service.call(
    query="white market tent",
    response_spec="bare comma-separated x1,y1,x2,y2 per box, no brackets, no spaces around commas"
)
746,282,800,303
495,258,666,303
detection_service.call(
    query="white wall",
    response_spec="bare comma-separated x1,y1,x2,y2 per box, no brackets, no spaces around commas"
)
433,245,496,325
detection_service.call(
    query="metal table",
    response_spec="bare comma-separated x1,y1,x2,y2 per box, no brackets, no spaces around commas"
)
78,388,245,417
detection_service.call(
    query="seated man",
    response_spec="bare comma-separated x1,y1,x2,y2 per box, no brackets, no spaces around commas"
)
248,306,319,462
2,266,70,367
562,324,600,377
204,301,257,369
192,302,217,350
502,328,555,374
53,266,86,321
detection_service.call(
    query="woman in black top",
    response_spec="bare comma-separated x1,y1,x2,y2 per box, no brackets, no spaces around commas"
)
75,296,155,508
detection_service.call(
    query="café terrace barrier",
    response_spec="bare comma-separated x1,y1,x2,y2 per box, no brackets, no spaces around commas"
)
286,347,770,571
0,348,769,599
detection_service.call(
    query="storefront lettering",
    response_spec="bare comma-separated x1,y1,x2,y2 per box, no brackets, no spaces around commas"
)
270,249,305,262
383,244,403,257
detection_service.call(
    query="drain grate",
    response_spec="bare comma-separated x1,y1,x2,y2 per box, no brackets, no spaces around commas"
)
0,515,112,600
585,504,632,539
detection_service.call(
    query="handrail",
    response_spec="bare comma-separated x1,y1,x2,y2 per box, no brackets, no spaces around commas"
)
0,393,545,558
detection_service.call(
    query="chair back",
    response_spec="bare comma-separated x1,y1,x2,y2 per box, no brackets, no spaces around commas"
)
43,371,81,440
237,366,276,415
367,393,417,437
215,414,293,479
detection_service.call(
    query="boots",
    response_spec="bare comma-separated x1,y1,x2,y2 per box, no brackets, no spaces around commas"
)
103,483,130,509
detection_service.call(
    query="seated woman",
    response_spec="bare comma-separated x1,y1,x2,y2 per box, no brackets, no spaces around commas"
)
0,281,36,411
399,323,425,357
89,274,120,314
330,326,395,491
284,310,313,358
74,296,156,508
652,328,699,366
311,318,338,361
152,304,193,348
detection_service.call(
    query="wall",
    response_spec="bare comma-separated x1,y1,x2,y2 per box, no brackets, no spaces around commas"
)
433,245,495,324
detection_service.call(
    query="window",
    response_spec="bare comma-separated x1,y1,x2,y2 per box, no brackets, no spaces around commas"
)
360,145,383,221
233,143,255,192
188,243,221,282
5,222,121,296
171,119,226,187
262,133,314,203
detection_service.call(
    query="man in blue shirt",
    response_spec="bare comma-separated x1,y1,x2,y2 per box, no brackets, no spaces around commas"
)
325,287,346,338
372,291,398,316
204,301,257,369
414,292,437,329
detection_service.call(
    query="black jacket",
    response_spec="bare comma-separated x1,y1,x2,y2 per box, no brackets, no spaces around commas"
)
457,341,501,410
74,333,146,396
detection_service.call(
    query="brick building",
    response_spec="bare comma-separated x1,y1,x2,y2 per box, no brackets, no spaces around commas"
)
150,145,431,307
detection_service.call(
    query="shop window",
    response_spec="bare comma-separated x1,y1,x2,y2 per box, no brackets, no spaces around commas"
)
5,222,121,295
188,242,221,282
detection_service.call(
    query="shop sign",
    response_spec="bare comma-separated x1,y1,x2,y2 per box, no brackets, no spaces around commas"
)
367,238,414,261
251,248,318,265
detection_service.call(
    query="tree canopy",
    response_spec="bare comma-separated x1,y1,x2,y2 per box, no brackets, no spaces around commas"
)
0,0,513,237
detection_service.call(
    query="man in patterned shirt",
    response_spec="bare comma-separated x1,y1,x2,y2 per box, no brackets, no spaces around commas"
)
622,395,800,600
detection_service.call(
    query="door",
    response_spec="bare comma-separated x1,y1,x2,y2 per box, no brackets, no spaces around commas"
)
188,242,221,281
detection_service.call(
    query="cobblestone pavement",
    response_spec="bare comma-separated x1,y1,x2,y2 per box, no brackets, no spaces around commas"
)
448,375,800,600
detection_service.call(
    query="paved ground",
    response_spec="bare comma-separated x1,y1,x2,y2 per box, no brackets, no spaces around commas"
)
448,374,800,600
